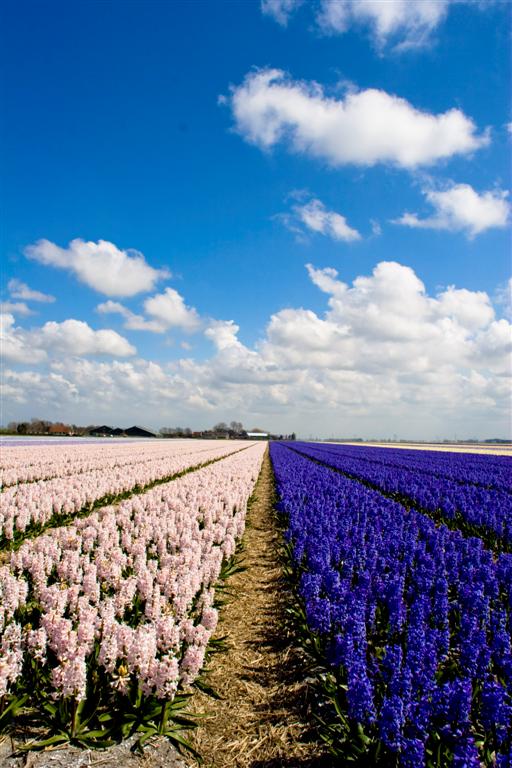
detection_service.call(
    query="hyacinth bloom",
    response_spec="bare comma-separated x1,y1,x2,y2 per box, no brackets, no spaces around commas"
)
0,440,249,544
287,442,512,547
270,442,512,767
0,442,265,711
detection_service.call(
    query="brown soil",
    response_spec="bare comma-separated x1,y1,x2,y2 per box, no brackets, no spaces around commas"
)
185,449,330,768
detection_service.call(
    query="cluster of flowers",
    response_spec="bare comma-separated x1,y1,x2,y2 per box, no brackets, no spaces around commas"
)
310,444,512,492
270,442,512,768
287,442,512,549
1,440,228,488
0,442,265,714
0,441,248,546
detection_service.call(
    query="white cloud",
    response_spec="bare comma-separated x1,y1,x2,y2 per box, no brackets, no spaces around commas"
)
35,320,136,357
317,0,451,49
0,301,35,317
228,69,488,169
143,288,201,332
263,0,491,52
1,314,47,365
205,320,244,351
1,313,135,363
96,300,167,333
7,279,55,303
370,219,382,237
395,183,510,237
261,0,301,25
290,198,361,241
97,288,203,335
474,319,512,376
435,286,495,331
495,278,512,320
24,239,169,297
4,262,510,439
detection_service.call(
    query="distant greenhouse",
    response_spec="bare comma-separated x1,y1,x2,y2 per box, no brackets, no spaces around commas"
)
247,432,269,440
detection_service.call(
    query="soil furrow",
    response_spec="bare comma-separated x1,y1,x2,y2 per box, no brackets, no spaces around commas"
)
186,448,330,768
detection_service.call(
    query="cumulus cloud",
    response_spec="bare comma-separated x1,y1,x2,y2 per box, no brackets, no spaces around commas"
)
7,279,55,303
35,320,136,357
0,301,35,317
143,288,201,332
394,183,510,237
261,0,301,25
263,0,490,52
96,300,167,333
25,239,169,297
96,288,202,334
495,278,512,320
4,262,510,439
285,197,361,241
1,313,135,363
205,320,245,351
1,314,47,365
317,0,450,49
227,69,488,169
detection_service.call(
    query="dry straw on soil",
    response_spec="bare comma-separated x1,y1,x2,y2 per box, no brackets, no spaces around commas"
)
185,449,330,768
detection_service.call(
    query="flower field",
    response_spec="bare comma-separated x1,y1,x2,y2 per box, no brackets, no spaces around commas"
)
0,441,249,548
1,437,511,766
0,439,265,751
270,442,512,767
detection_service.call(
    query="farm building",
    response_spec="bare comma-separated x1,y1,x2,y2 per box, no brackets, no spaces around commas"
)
124,425,158,438
89,425,115,437
247,432,269,440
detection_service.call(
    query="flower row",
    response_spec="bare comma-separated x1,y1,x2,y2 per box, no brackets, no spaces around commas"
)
270,442,512,768
318,443,512,492
1,439,235,488
288,442,512,548
0,441,249,546
0,442,265,736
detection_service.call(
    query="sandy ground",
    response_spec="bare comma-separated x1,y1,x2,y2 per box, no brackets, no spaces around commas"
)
0,734,187,768
334,441,512,456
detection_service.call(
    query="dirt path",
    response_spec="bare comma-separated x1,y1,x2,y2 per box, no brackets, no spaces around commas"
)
186,449,329,768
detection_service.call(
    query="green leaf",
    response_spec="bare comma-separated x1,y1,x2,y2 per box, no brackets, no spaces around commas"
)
17,733,69,751
193,678,222,700
0,693,29,730
165,730,202,761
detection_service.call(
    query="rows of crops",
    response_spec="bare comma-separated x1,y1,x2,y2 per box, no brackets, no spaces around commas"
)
269,442,512,767
0,441,249,547
0,439,265,750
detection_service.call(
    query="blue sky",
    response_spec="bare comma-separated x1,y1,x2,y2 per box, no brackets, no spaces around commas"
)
1,0,511,439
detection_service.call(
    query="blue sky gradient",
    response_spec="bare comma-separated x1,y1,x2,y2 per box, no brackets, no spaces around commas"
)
2,0,511,438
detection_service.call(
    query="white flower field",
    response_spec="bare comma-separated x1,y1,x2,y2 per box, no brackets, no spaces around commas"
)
0,439,265,752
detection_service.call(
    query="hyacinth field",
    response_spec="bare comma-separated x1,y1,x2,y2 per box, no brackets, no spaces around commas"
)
270,442,512,768
0,439,266,752
1,438,511,767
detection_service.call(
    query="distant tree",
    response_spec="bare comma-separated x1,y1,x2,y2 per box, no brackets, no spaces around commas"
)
30,418,51,434
17,422,29,434
230,421,243,433
213,422,228,432
161,427,180,437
